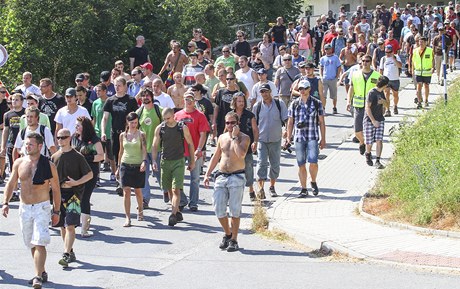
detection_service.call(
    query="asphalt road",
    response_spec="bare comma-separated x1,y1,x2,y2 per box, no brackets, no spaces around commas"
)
1,74,459,289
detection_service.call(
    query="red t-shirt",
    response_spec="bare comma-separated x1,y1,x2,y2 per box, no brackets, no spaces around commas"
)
384,38,400,54
174,109,210,157
446,27,456,41
323,32,338,45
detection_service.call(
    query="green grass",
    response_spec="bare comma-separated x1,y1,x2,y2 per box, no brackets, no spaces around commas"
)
374,80,460,226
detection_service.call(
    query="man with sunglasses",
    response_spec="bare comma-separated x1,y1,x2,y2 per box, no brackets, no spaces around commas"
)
347,55,381,155
379,45,402,116
128,67,144,98
204,111,249,252
213,73,241,136
319,44,341,113
191,28,211,53
215,46,238,71
411,36,434,108
285,80,326,198
274,54,300,107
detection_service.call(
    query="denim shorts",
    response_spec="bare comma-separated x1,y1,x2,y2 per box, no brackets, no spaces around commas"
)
213,172,246,218
295,140,319,165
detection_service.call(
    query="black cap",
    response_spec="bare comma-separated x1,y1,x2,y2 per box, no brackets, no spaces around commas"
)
305,62,316,68
256,68,268,74
75,73,85,82
259,83,271,92
100,71,110,82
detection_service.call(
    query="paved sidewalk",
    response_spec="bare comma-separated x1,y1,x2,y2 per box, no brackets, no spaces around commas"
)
268,69,460,269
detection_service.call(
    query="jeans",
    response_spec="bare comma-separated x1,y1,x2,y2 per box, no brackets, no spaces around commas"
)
142,152,163,205
180,156,203,208
256,140,281,181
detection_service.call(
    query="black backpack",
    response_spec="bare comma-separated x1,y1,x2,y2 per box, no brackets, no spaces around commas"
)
137,104,162,123
20,125,49,157
254,99,284,126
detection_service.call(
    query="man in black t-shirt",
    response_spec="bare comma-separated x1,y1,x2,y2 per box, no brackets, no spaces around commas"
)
39,78,65,136
0,85,9,182
101,77,139,168
213,73,240,136
129,35,151,71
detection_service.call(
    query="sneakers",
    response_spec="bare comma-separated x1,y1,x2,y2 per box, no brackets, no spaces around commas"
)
352,136,360,143
102,162,111,172
298,188,308,198
311,182,319,196
226,239,239,252
163,191,170,203
393,106,398,115
414,97,419,104
176,211,183,222
116,186,123,196
417,102,422,109
28,272,48,285
366,152,373,166
110,173,116,182
142,200,149,209
375,160,385,169
189,206,198,212
58,253,72,267
424,101,429,108
269,186,278,197
32,276,43,289
249,192,256,202
219,234,232,249
359,144,366,155
257,188,266,200
384,110,391,117
332,107,338,114
168,213,177,226
69,250,76,262
209,139,217,147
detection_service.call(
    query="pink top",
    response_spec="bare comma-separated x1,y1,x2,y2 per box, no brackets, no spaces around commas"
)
297,33,311,50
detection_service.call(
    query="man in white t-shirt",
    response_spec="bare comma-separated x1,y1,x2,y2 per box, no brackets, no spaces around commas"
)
54,88,90,136
379,45,402,116
152,79,175,109
14,71,42,108
14,106,56,159
250,68,278,108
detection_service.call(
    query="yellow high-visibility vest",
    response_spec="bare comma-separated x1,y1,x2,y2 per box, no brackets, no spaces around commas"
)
412,47,433,77
351,70,381,108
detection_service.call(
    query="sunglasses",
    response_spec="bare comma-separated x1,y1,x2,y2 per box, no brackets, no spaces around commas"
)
225,121,237,125
362,60,371,62
237,35,243,37
283,59,292,61
226,78,235,80
57,136,70,140
222,50,230,53
131,73,138,76
0,91,6,94
188,46,193,48
76,80,83,82
184,98,195,102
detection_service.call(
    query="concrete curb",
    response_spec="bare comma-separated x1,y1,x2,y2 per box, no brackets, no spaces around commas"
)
359,193,460,239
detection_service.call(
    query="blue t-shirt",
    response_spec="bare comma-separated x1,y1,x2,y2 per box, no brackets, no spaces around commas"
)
320,55,341,80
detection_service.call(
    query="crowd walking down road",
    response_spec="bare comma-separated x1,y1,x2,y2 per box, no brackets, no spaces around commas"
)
3,3,460,288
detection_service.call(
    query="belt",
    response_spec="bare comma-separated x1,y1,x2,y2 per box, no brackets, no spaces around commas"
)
215,169,245,178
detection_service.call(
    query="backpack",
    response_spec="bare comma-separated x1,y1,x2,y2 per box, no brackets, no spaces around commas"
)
137,104,162,123
255,99,284,126
159,121,184,145
20,125,49,157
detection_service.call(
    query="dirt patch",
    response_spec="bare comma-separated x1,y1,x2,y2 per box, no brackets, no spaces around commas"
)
363,196,460,232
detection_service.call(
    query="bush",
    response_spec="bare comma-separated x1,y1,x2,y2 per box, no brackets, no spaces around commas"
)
375,81,460,225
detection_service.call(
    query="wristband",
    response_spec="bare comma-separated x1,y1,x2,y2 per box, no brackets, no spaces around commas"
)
2,203,8,206
52,210,60,216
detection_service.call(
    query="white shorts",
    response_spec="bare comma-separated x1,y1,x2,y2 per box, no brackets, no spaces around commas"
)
19,200,51,248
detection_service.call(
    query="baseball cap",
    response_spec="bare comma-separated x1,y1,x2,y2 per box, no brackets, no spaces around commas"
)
283,54,292,60
377,38,385,44
385,45,393,50
298,80,311,89
259,83,271,92
140,62,153,71
298,61,307,68
189,52,198,57
100,71,111,82
65,88,76,96
184,91,195,99
444,19,451,24
26,94,40,102
75,73,85,82
324,44,332,49
305,62,316,69
256,68,268,74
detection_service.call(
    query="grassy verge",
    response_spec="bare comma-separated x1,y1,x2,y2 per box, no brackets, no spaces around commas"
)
370,80,460,229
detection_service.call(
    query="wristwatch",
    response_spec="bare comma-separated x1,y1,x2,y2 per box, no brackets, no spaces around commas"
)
52,210,61,216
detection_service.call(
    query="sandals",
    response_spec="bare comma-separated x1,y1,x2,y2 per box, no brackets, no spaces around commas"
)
137,211,144,221
123,219,131,227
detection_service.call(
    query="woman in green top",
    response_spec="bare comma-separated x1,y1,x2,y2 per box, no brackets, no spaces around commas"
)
116,112,147,227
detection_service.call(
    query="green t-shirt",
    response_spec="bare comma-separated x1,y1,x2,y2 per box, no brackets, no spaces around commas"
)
19,113,50,130
215,55,236,70
91,98,112,139
136,105,162,151
205,76,220,93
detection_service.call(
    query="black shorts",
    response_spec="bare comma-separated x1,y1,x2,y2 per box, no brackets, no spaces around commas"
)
101,139,114,160
53,188,81,228
415,75,431,84
120,163,145,188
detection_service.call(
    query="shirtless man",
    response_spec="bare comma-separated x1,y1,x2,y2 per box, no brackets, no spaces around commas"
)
166,72,187,110
204,111,249,252
2,132,61,289
158,40,189,77
339,39,358,92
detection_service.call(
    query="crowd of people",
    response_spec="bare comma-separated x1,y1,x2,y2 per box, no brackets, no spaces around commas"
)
1,2,459,287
